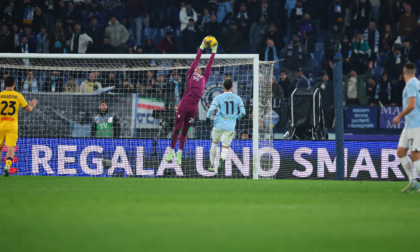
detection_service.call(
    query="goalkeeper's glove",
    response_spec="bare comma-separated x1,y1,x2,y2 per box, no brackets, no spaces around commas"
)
206,118,212,127
200,37,208,50
211,42,218,53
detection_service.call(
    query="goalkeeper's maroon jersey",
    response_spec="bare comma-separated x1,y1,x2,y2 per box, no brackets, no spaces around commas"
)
180,48,215,104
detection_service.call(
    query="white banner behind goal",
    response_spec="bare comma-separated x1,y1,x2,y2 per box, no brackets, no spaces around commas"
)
0,53,274,179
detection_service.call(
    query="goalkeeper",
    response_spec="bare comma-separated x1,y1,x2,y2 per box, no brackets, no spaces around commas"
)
166,36,217,165
206,79,246,173
91,101,121,138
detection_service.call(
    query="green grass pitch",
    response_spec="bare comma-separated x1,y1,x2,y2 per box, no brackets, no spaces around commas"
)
1,177,420,252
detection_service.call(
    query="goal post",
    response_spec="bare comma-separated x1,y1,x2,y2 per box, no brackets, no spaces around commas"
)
0,53,274,179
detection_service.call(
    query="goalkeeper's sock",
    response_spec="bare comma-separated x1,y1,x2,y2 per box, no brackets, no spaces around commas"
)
400,156,415,182
210,143,217,165
221,147,229,161
5,157,13,168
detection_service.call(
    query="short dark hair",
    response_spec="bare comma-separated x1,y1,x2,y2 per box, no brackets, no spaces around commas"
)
404,62,415,71
5,76,15,87
223,79,233,90
100,100,107,105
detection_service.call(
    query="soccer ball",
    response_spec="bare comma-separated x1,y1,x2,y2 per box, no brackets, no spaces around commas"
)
204,36,218,48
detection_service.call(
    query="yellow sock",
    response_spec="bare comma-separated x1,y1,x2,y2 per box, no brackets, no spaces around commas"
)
5,158,12,167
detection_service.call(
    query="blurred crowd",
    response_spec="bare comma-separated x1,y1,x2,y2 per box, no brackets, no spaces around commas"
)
1,0,420,128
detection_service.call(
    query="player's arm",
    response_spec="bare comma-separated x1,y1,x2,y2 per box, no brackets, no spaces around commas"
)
393,97,415,124
207,103,217,118
237,98,246,120
187,38,206,77
204,41,217,81
23,99,37,112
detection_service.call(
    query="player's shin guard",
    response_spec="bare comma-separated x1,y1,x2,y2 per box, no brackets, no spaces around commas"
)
400,156,415,182
221,147,229,161
210,143,217,165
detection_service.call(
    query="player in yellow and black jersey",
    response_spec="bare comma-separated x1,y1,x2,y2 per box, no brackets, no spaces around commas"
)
0,76,38,176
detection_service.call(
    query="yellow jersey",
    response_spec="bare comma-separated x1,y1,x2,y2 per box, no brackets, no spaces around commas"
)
0,90,28,131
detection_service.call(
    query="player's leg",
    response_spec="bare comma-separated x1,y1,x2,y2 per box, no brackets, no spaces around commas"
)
407,128,420,192
167,111,185,162
3,130,17,177
209,127,222,172
218,130,235,174
398,129,418,192
177,109,197,166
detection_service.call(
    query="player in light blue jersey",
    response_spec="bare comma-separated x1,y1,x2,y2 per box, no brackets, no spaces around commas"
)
206,79,246,173
393,62,420,192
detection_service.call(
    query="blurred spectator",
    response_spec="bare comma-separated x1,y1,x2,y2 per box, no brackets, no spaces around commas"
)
366,76,378,106
261,39,281,78
21,25,36,51
303,31,316,68
65,1,83,28
12,24,21,48
128,0,148,46
70,22,93,54
235,3,251,43
342,61,373,106
0,25,14,52
292,68,310,88
284,0,297,19
156,31,178,54
86,16,104,54
55,1,67,25
329,0,345,30
350,0,372,34
249,16,268,53
44,70,63,92
279,70,293,101
47,19,66,53
398,3,417,38
21,71,39,92
198,7,211,31
257,0,277,24
380,0,399,31
412,24,420,74
209,0,232,25
223,21,244,54
325,24,344,66
284,34,306,80
203,12,222,40
265,22,284,51
401,38,414,62
84,0,106,29
143,38,155,53
146,78,159,95
15,35,35,53
384,43,405,82
63,75,79,93
115,79,135,93
179,1,197,31
105,15,129,53
103,72,119,88
80,72,102,93
296,13,316,41
31,7,44,33
376,73,395,106
315,72,334,128
341,35,353,75
290,0,304,27
168,72,184,105
109,0,131,28
271,75,284,99
181,18,199,53
0,71,11,91
370,0,381,24
364,21,379,61
2,0,16,25
379,23,394,54
351,32,371,74
36,25,49,53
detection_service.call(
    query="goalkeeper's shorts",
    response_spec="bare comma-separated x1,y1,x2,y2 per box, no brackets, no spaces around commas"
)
0,129,18,147
211,127,234,147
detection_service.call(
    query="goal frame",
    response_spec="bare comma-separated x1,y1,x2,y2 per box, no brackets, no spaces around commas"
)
0,53,260,179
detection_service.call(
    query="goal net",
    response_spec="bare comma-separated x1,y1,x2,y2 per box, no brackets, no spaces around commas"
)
0,53,274,178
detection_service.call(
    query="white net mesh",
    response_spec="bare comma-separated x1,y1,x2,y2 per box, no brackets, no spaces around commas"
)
0,54,274,178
